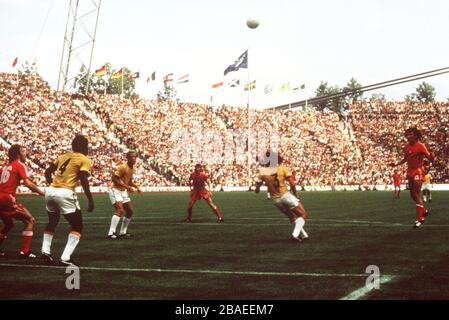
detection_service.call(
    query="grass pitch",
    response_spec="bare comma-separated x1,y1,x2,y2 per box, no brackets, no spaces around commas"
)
1,191,449,300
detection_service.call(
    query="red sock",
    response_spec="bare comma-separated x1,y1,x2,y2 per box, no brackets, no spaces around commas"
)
415,204,425,221
213,207,222,220
21,231,33,254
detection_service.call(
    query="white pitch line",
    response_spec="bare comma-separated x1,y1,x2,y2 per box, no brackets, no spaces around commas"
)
0,263,396,278
340,275,396,300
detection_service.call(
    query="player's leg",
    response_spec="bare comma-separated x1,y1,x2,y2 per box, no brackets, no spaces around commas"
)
14,205,37,258
108,188,125,238
186,191,198,222
205,195,223,222
281,193,308,241
0,214,14,256
42,188,61,262
409,176,426,228
60,209,83,266
120,199,134,236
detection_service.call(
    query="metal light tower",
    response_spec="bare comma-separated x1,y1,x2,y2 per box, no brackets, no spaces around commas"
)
57,0,101,92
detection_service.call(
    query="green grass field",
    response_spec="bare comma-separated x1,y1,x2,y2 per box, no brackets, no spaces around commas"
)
1,191,449,300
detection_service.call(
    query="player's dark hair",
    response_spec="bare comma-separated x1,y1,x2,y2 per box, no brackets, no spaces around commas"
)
126,150,137,157
405,127,422,140
72,135,89,155
8,144,22,162
195,163,202,169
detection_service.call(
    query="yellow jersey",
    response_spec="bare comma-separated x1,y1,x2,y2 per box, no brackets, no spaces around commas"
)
51,152,92,190
112,163,135,191
258,165,292,199
423,173,432,184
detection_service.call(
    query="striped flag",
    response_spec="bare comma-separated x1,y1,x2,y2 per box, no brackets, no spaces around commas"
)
244,80,256,91
279,82,290,92
94,65,106,77
264,84,273,94
147,71,156,83
110,68,124,79
176,74,189,84
212,81,223,88
163,73,173,84
128,71,140,79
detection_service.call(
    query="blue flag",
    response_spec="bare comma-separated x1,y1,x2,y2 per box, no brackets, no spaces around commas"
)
224,50,248,75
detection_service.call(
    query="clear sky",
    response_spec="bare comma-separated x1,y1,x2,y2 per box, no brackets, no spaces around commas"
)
1,0,449,108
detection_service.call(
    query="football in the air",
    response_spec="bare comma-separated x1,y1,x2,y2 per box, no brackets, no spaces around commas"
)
246,18,260,29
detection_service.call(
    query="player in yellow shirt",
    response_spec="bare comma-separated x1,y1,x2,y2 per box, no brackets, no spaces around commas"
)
41,135,94,266
107,151,142,239
422,169,432,203
255,152,309,242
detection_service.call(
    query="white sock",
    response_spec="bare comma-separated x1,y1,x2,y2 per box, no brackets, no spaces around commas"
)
109,215,121,235
300,228,309,239
61,233,80,261
42,232,54,254
292,217,305,238
120,217,131,235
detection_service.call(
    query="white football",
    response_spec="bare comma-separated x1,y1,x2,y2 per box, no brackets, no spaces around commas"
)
246,18,260,29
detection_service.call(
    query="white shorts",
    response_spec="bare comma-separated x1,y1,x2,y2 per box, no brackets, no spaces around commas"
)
109,188,131,205
45,187,80,215
273,192,300,212
422,183,431,191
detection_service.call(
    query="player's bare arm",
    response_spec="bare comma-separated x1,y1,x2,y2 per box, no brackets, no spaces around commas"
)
111,173,133,192
44,162,57,184
79,170,94,212
22,178,45,196
129,179,142,193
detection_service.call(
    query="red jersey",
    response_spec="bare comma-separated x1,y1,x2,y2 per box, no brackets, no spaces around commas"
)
403,141,431,170
189,172,208,191
0,160,29,195
392,173,401,185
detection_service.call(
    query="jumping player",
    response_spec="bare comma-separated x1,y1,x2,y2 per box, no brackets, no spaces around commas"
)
255,152,309,242
0,145,45,258
41,135,94,266
390,127,433,228
184,164,223,222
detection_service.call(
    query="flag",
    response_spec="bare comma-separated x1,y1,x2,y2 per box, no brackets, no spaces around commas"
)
128,71,140,79
12,57,18,68
227,79,240,87
244,80,256,91
224,50,248,76
147,71,156,83
110,68,124,79
176,74,189,84
212,81,223,88
163,73,173,84
94,65,106,77
279,82,290,92
292,83,306,93
264,84,273,94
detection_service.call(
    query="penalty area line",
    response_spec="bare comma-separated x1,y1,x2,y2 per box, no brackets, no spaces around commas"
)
0,263,395,278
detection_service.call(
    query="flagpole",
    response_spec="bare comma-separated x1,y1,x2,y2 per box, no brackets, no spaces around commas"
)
246,47,251,189
121,69,124,97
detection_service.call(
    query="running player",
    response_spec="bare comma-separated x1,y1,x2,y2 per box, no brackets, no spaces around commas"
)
41,135,94,266
0,145,45,258
107,150,142,239
390,127,433,228
255,152,309,242
184,164,223,222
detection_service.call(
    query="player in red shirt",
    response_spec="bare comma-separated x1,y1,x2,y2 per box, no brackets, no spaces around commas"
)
390,128,434,228
184,164,223,222
392,170,402,199
0,145,45,258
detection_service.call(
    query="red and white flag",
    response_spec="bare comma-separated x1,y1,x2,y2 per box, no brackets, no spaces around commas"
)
212,81,223,89
12,57,18,68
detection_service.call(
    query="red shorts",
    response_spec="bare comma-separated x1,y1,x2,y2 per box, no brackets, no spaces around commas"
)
190,189,211,201
0,193,25,217
394,183,401,188
407,167,424,183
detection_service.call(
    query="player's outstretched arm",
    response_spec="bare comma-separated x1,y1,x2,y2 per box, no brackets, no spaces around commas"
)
287,176,298,198
79,171,94,212
22,178,45,196
44,163,56,184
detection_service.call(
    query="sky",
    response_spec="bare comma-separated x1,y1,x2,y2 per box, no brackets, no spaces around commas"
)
1,0,449,109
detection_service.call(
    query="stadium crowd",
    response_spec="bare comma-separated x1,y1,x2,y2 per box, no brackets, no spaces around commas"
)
1,72,449,188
